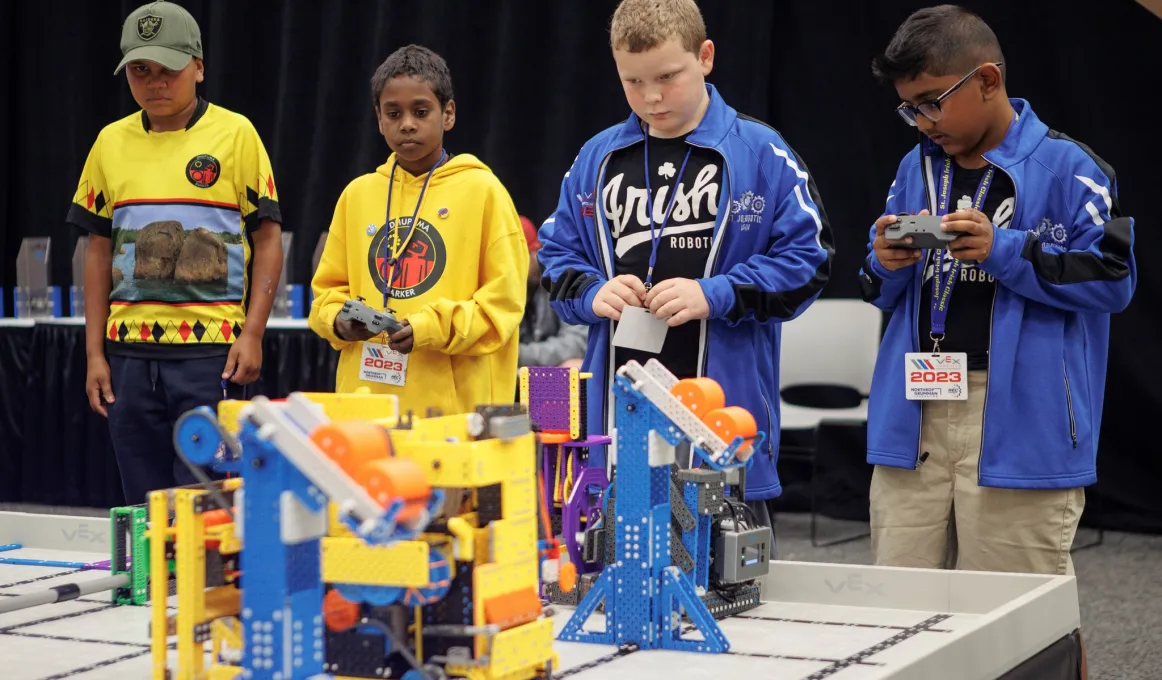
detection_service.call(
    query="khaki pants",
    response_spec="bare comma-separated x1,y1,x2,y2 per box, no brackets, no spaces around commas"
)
870,371,1085,575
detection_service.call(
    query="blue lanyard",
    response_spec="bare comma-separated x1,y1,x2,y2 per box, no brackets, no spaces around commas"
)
381,150,446,312
930,156,995,349
641,128,693,289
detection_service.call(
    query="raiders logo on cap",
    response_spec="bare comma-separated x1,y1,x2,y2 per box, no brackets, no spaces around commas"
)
137,15,162,41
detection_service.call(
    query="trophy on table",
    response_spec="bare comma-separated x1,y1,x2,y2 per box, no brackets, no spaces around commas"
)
15,237,63,318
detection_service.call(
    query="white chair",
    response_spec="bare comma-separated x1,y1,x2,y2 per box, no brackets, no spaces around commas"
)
778,299,883,546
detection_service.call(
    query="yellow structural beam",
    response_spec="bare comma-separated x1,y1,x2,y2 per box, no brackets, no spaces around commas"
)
321,537,430,586
446,618,557,680
149,490,171,680
175,489,207,680
217,389,400,434
388,433,537,489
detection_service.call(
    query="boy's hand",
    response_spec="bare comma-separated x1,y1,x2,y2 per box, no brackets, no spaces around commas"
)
942,209,995,261
388,320,414,354
223,334,262,384
592,275,648,321
645,278,710,327
873,211,926,271
85,355,115,418
335,316,378,342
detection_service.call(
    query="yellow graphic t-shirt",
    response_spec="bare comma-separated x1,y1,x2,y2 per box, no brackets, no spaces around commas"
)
67,98,281,357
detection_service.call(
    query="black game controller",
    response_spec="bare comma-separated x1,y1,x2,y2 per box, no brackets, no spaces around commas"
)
337,297,404,336
883,214,959,250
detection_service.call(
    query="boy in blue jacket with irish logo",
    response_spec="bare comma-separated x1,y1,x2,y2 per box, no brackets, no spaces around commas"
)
537,0,833,520
860,5,1135,582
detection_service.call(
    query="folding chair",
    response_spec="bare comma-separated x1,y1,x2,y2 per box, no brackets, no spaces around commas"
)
777,299,882,547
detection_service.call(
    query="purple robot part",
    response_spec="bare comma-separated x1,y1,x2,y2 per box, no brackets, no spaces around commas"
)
541,436,612,518
527,367,574,434
561,467,610,574
542,443,557,514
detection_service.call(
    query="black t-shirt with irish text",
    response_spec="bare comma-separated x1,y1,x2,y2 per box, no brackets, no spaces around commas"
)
917,163,1015,370
602,133,722,379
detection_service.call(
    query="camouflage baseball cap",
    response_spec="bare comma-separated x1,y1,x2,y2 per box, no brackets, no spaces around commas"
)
114,1,203,75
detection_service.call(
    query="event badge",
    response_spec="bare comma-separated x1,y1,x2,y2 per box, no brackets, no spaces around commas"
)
360,342,408,386
612,307,669,354
904,352,968,400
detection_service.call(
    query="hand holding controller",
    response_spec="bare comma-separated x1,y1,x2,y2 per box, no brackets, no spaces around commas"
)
872,211,929,272
335,297,404,340
883,212,960,250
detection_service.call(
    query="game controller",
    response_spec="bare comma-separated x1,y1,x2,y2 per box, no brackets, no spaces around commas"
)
883,213,959,249
337,297,404,336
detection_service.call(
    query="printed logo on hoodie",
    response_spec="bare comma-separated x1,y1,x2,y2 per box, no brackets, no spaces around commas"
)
367,216,447,299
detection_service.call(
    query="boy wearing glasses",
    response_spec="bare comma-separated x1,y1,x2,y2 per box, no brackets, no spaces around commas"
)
860,5,1135,578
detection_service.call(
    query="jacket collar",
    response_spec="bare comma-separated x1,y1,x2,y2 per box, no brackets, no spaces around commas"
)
920,98,1047,169
610,84,737,148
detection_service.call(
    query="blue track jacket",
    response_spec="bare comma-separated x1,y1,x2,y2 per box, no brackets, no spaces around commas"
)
859,99,1135,489
537,85,833,500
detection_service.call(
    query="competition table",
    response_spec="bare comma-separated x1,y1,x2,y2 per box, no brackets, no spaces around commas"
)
0,512,1082,680
0,318,339,507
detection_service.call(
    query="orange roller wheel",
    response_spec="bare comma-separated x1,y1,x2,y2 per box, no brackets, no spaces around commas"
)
310,422,392,478
202,509,232,527
559,561,578,593
356,457,432,523
202,508,232,550
703,406,758,456
671,378,725,418
323,588,361,632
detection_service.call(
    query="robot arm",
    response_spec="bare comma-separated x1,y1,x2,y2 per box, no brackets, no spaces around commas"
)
175,393,441,546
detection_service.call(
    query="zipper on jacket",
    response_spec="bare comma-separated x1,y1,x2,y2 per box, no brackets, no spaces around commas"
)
912,153,938,468
594,140,645,444
976,160,1016,484
1063,360,1078,448
693,140,731,379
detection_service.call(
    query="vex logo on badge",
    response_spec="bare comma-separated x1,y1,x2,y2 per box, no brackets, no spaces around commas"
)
912,355,962,369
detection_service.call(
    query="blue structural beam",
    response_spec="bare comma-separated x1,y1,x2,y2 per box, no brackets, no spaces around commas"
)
0,558,88,568
236,419,327,679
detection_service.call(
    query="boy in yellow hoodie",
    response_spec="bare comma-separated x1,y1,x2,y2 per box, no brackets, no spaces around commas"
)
309,45,528,416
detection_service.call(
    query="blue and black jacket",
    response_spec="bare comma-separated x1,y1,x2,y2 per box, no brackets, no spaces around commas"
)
537,84,833,500
859,99,1136,489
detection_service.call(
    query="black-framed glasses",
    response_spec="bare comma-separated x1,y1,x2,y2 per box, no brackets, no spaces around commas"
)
895,62,1004,126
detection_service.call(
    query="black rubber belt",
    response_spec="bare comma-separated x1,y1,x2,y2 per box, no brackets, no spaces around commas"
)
804,613,953,679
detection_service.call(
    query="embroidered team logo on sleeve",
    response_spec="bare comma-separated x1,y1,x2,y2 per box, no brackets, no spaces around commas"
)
366,218,447,299
186,154,220,189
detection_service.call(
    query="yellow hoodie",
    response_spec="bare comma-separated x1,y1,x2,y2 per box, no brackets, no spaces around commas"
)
309,153,528,416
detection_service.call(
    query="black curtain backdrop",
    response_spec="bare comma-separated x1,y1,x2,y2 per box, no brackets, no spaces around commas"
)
1,0,1159,531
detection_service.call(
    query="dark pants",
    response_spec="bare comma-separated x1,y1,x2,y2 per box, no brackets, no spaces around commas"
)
106,354,246,505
